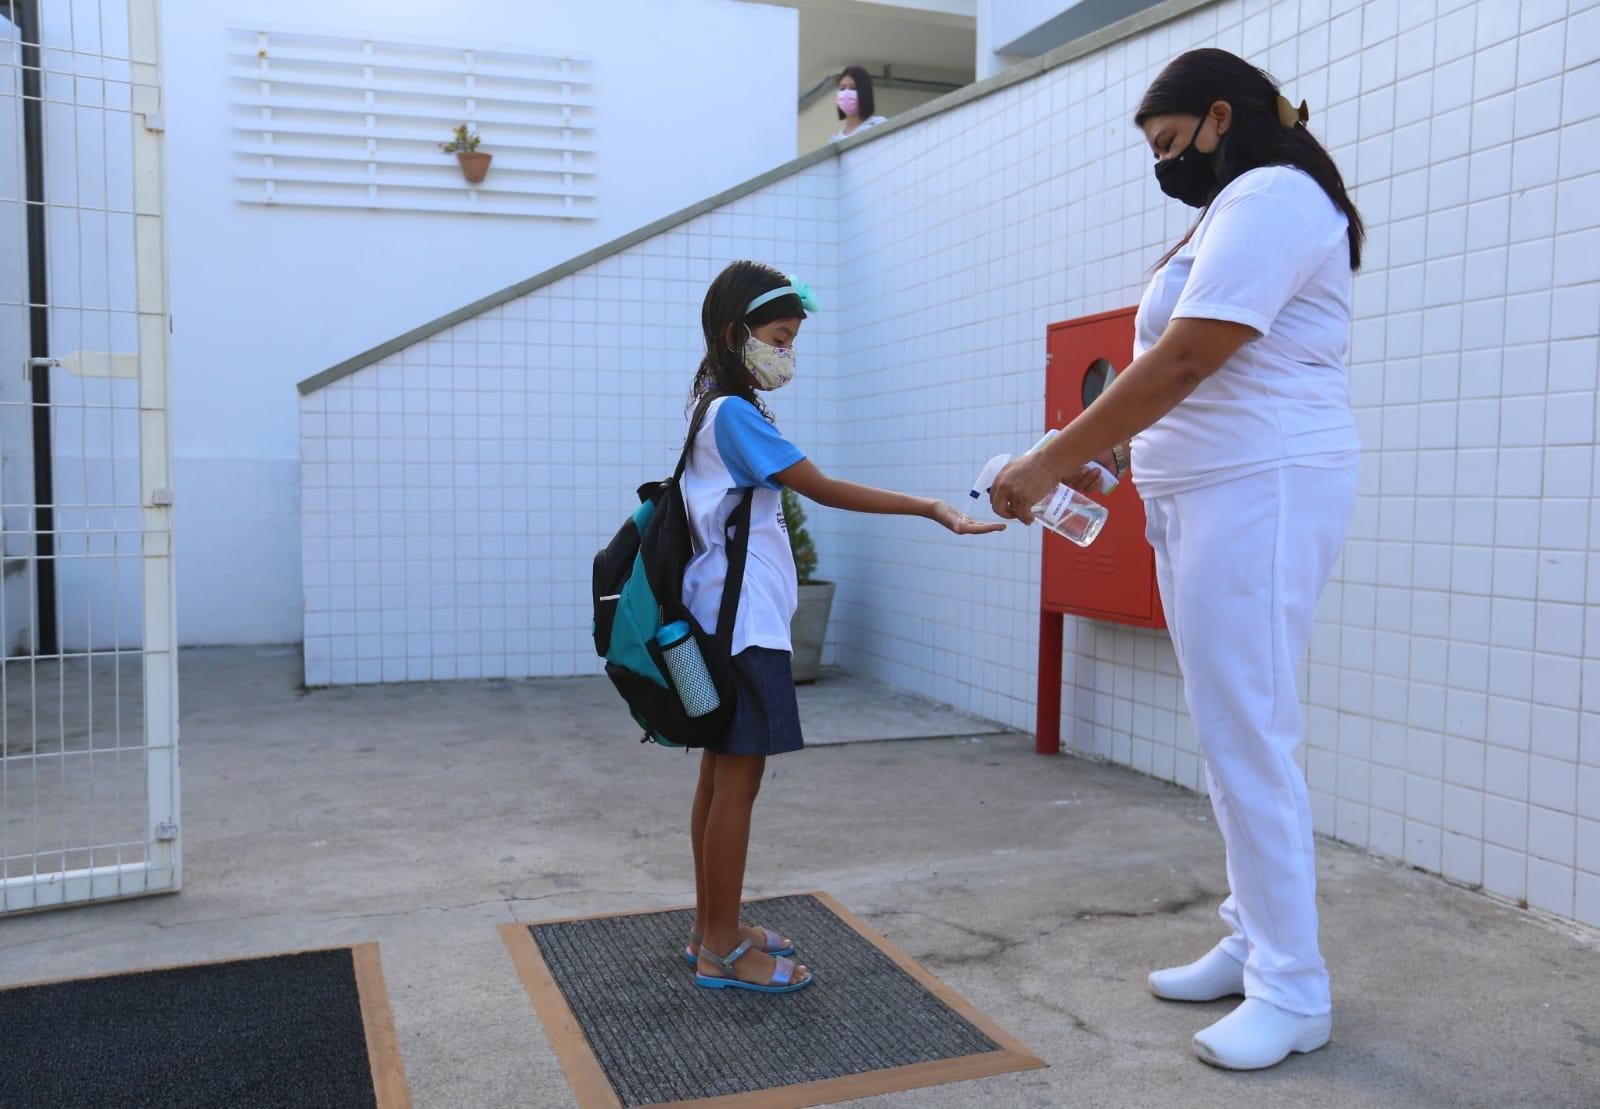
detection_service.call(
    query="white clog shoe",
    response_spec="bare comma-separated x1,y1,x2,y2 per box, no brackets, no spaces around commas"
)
1147,944,1245,1002
1192,998,1331,1070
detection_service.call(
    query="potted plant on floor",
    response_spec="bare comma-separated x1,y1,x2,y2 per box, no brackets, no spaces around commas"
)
783,488,834,684
441,124,491,184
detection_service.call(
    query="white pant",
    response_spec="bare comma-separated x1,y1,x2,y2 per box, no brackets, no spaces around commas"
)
1144,461,1358,1017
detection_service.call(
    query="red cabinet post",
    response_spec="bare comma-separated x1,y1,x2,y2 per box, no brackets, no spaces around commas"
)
1036,609,1063,755
1035,307,1165,754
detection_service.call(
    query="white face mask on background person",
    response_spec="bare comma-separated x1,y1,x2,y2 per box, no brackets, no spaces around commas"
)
740,331,795,390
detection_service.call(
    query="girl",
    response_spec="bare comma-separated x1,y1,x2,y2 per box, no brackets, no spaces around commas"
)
829,65,888,144
991,49,1364,1069
682,260,1001,993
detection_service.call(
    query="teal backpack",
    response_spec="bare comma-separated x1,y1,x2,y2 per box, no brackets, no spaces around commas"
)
591,395,751,747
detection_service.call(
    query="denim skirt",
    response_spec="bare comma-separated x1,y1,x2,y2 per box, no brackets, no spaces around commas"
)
708,647,804,756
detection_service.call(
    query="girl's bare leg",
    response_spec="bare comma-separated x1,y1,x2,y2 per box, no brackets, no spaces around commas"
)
697,753,808,983
690,750,717,936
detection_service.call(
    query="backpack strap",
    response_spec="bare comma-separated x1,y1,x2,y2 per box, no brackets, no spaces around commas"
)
676,394,719,482
681,391,756,651
716,488,755,650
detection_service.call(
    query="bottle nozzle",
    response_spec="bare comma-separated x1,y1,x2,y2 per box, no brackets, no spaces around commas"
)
970,453,1012,502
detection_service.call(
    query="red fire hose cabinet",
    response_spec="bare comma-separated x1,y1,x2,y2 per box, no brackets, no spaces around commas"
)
1036,307,1166,754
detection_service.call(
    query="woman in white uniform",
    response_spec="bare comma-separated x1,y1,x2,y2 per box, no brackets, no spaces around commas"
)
991,48,1364,1071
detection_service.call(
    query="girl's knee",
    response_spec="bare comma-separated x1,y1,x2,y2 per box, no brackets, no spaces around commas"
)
714,754,766,800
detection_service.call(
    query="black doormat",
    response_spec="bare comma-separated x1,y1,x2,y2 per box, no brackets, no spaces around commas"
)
0,943,410,1109
500,891,1044,1108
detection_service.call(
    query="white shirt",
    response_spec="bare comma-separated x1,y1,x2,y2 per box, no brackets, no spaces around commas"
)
829,115,887,143
1131,165,1361,498
681,396,806,655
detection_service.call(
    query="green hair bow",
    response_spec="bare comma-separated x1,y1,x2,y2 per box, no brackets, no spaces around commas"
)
746,275,820,315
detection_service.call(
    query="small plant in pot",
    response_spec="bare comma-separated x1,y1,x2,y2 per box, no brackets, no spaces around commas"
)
782,487,835,684
441,124,491,183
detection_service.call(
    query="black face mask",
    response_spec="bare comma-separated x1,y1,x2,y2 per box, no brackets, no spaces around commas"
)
1154,115,1219,208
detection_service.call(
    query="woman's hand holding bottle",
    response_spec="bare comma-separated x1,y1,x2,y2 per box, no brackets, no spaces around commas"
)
1064,451,1119,494
990,451,1069,524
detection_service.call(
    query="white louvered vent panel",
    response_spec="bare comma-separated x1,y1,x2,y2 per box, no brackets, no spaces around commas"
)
229,27,596,219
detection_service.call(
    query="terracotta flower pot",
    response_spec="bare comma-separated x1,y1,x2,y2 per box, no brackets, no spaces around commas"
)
456,150,491,184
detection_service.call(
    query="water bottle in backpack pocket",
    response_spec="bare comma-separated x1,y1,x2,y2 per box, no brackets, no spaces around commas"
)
656,620,722,718
590,395,752,747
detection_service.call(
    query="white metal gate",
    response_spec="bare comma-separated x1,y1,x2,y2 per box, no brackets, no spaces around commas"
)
1,0,177,913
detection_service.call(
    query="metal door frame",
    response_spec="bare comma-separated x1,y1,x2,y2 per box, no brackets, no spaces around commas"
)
1,0,178,913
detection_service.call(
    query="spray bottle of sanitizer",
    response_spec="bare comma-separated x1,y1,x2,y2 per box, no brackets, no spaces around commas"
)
970,430,1112,547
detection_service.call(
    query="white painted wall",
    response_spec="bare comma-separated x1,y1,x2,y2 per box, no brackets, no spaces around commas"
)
164,0,798,645
975,0,1065,76
302,0,1600,932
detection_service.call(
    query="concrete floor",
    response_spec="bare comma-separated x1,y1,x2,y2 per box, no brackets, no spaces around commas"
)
2,647,1598,1108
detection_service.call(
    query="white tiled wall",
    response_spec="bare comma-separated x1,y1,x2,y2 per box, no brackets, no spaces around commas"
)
302,0,1600,929
823,0,1600,930
298,161,840,683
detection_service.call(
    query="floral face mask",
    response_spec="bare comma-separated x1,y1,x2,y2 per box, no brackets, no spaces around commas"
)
741,331,795,390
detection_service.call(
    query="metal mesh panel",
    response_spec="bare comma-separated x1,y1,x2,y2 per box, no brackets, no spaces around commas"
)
1,0,177,913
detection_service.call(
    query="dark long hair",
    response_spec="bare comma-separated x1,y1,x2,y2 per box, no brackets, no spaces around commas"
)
689,261,806,420
837,65,875,120
1136,48,1364,270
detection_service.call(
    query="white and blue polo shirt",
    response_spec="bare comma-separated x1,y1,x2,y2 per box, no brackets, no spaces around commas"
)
681,396,806,656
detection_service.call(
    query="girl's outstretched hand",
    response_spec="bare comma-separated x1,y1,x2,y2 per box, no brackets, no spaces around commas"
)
931,501,1006,535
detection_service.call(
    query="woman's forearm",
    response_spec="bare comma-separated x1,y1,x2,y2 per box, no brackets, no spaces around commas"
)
1041,317,1254,476
1042,359,1195,473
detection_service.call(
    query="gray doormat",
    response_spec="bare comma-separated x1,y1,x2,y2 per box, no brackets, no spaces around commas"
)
0,944,410,1108
500,891,1044,1108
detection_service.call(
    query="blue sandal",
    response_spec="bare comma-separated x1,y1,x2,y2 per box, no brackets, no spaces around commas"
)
684,927,794,967
695,938,813,993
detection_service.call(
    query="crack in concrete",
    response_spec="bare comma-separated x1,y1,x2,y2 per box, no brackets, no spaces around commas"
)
1564,1019,1600,1050
861,898,1218,968
1072,889,1217,921
503,888,649,924
331,885,649,924
147,912,289,931
860,907,1024,966
0,927,94,952
328,897,514,922
1019,989,1103,1037
122,886,646,931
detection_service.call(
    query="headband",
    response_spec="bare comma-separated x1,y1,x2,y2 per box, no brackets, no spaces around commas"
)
746,275,820,315
1276,94,1310,127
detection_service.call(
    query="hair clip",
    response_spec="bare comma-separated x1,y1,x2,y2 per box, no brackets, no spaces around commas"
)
1277,94,1310,127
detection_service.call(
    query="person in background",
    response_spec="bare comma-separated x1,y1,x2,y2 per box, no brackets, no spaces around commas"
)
830,65,887,143
991,48,1364,1071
